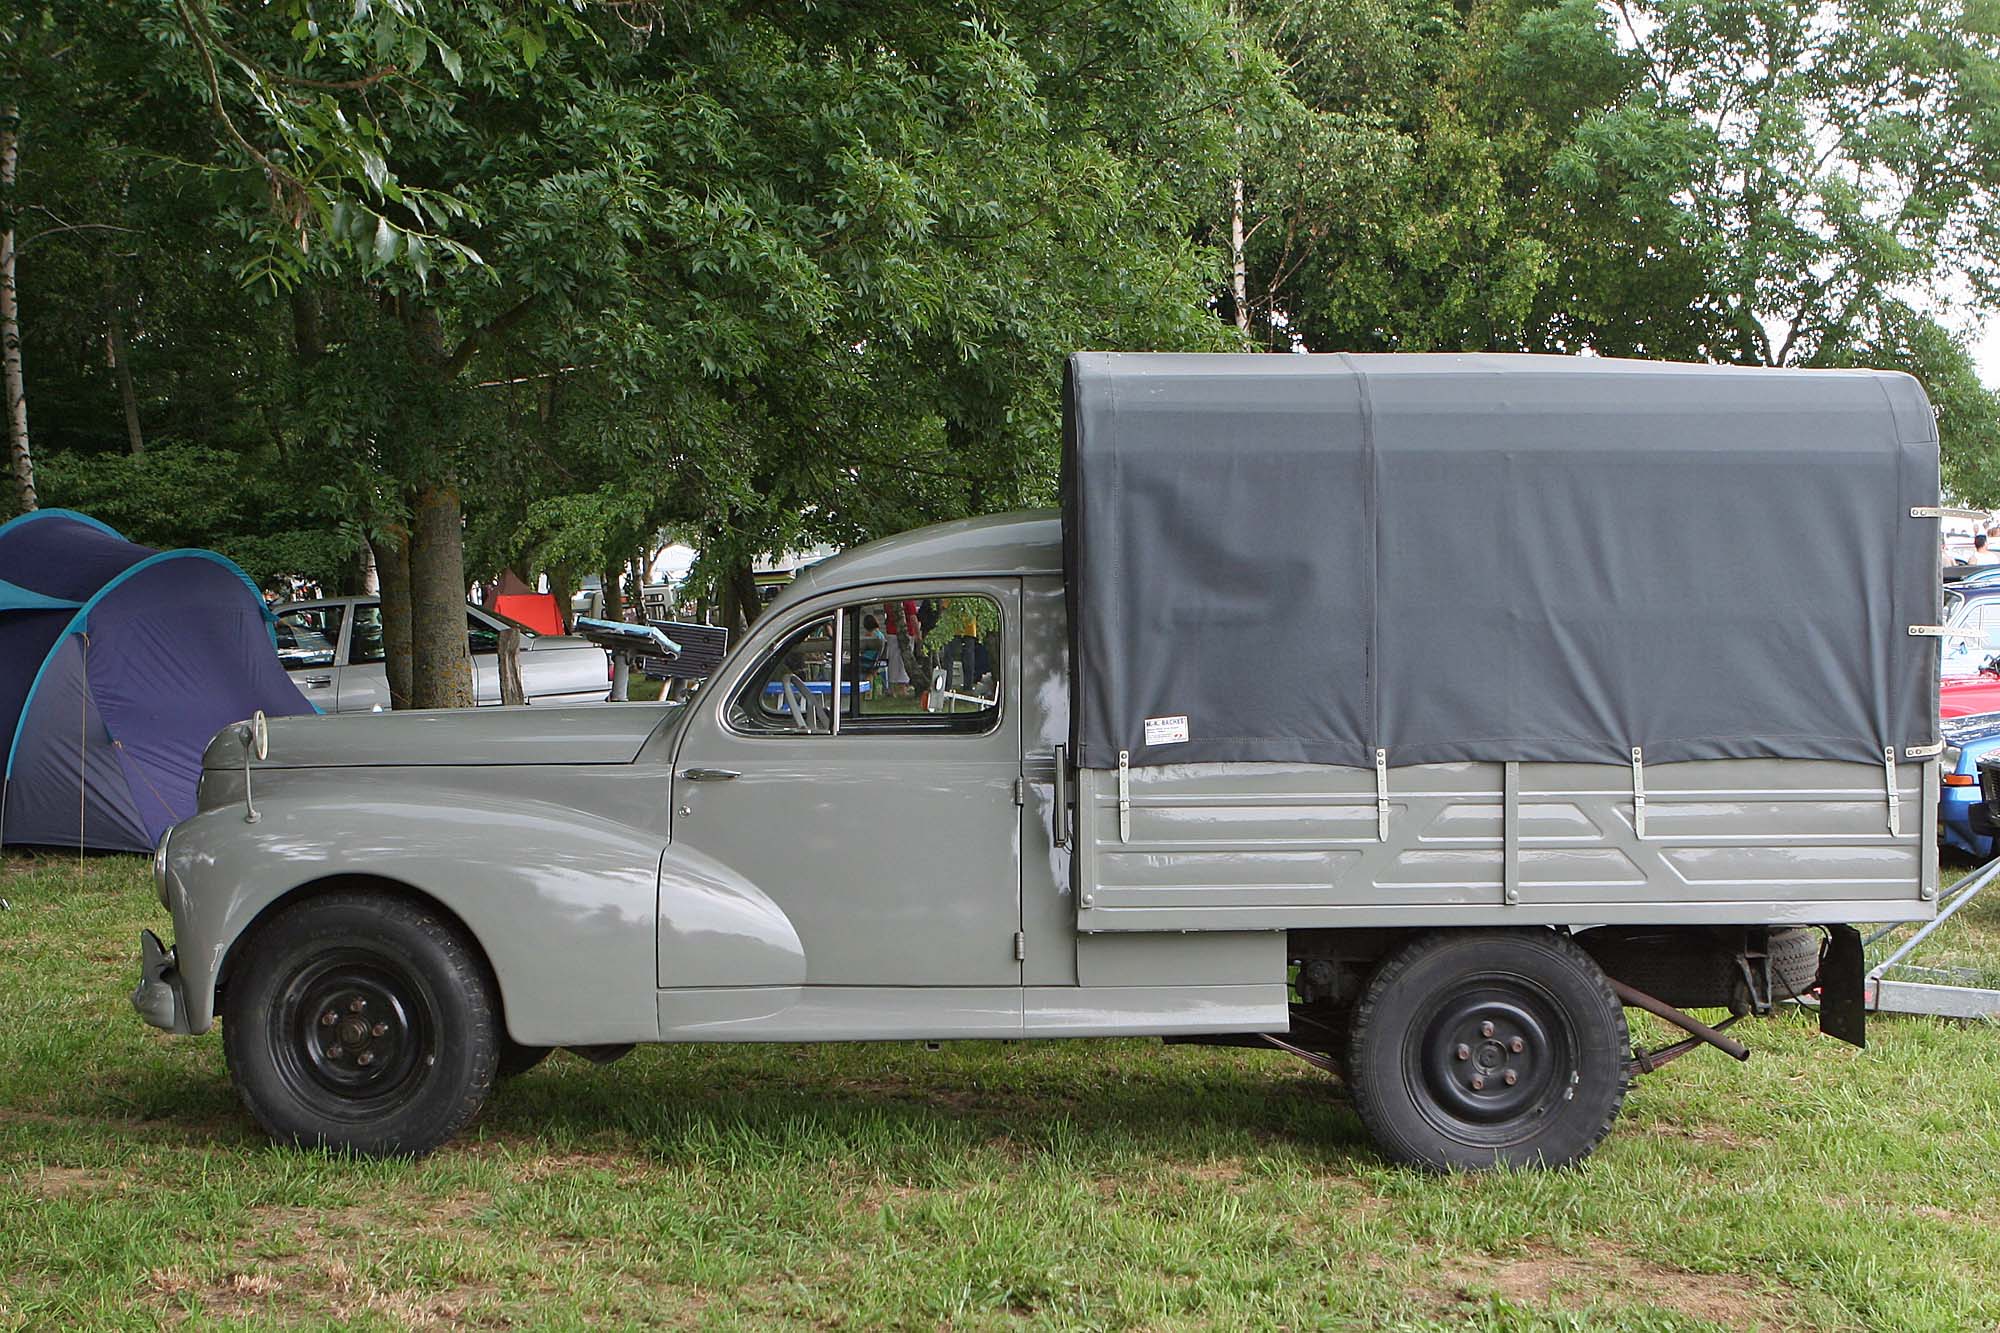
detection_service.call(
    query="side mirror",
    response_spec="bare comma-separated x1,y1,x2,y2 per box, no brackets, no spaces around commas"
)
926,667,947,713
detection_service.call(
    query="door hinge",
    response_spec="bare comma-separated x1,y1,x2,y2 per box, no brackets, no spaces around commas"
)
1013,930,1026,962
1012,776,1025,807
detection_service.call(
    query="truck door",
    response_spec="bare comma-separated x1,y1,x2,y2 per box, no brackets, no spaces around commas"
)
667,581,1022,986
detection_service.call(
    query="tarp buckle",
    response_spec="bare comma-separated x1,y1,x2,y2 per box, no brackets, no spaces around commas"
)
1884,746,1901,838
1117,749,1131,843
1910,506,1989,520
1908,625,1979,639
1375,749,1390,842
1631,747,1646,839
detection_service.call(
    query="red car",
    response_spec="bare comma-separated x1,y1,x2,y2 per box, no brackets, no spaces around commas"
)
1941,667,2000,718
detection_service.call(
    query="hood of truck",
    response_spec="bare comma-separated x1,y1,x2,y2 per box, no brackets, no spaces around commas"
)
201,703,679,770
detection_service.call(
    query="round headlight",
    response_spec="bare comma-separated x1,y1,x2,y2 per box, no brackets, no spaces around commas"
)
153,828,172,908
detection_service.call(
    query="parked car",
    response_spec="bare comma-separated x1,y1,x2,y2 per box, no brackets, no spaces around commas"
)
138,354,1935,1172
1939,581,2000,674
1938,713,2000,859
1940,664,2000,718
272,598,609,712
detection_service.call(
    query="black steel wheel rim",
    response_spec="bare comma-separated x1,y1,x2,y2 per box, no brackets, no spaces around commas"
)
270,949,437,1122
1402,972,1578,1149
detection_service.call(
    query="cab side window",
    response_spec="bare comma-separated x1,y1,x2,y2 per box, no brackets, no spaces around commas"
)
726,594,1002,736
728,613,837,733
842,596,1000,733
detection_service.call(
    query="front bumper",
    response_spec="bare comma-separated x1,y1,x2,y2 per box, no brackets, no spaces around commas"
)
132,930,193,1035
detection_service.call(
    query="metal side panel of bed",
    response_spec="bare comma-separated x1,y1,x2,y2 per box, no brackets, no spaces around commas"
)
1072,758,1938,932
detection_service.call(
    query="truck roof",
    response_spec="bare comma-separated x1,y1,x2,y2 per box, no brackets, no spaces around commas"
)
783,510,1061,604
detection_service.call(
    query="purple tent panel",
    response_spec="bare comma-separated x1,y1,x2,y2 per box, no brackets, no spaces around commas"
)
0,511,314,852
5,634,152,851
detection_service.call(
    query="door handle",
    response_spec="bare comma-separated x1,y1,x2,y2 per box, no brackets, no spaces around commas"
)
680,767,740,782
303,675,333,687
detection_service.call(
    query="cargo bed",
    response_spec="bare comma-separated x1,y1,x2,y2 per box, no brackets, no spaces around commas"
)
1074,756,1937,932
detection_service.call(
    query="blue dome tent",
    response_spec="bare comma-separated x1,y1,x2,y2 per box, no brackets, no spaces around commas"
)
0,509,313,852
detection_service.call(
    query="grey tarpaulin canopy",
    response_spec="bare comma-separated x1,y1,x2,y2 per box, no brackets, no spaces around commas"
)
1061,352,1940,771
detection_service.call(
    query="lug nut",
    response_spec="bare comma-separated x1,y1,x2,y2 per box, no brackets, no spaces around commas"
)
371,1023,388,1037
1509,1037,1525,1053
1471,1075,1486,1090
327,1044,344,1059
1455,1044,1470,1061
356,1051,374,1067
1503,1070,1518,1086
320,1012,337,1027
1480,1021,1495,1038
348,997,366,1013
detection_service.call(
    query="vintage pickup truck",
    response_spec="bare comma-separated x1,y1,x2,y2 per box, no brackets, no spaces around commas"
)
136,353,1943,1170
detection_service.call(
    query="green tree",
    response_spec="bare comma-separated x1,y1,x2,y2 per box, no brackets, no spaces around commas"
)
1236,0,2000,489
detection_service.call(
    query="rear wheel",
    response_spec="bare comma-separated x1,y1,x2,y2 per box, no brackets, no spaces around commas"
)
221,892,499,1157
1346,929,1628,1170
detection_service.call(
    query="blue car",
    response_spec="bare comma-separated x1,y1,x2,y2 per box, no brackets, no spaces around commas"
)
1940,712,2000,859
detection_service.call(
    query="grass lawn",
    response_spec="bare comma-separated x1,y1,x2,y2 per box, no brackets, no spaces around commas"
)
3,851,1998,1331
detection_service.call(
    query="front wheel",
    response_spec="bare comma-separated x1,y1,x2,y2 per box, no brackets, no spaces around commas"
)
1346,929,1628,1170
221,892,500,1157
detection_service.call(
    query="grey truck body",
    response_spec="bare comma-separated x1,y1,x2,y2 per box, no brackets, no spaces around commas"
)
145,508,1936,1049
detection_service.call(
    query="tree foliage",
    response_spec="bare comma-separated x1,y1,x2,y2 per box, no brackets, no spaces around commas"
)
1237,0,2000,493
9,0,2000,662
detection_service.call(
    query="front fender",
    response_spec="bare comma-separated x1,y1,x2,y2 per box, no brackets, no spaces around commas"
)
163,768,665,1046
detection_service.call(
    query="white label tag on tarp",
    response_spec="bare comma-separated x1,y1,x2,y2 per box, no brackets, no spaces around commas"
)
1143,715,1190,746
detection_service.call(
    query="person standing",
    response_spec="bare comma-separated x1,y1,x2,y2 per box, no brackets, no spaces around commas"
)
1974,532,2000,566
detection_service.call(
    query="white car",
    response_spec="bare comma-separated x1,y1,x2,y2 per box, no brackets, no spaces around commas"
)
274,597,611,712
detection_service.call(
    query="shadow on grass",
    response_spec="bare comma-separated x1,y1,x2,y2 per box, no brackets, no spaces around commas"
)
8,1029,1376,1176
477,1041,1373,1174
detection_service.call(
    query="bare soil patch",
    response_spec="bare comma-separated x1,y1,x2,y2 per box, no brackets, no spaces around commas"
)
1440,1238,1797,1331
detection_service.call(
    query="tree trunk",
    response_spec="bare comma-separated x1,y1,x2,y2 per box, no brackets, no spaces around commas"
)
628,553,648,620
104,284,143,455
546,563,575,632
1228,0,1249,337
717,556,760,635
734,561,760,629
497,627,526,705
601,568,625,622
408,483,475,708
371,524,416,710
1,105,35,513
